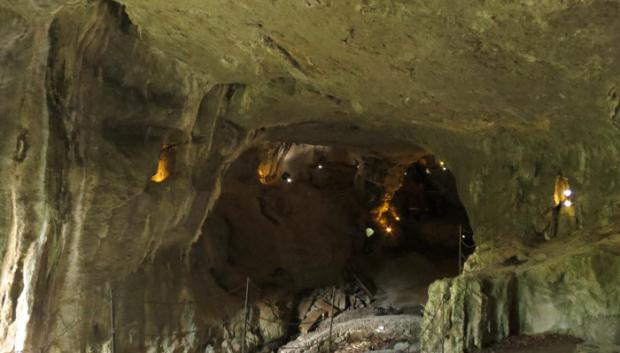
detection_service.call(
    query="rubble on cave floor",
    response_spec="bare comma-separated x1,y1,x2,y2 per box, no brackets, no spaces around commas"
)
265,246,460,353
296,282,374,334
276,271,424,352
280,310,421,353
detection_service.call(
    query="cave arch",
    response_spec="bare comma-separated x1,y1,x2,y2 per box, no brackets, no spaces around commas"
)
188,139,475,351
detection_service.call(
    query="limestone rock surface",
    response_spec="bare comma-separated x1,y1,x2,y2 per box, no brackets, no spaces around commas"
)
421,234,620,352
1,1,620,352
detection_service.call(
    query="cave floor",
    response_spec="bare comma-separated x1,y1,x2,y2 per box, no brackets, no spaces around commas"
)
279,251,457,353
363,251,458,311
479,334,582,353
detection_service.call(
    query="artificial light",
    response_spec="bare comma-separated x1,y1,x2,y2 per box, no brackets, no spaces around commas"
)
563,200,573,207
563,189,572,197
151,145,171,183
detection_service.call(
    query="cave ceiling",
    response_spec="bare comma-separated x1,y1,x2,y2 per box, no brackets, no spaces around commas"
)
119,0,620,137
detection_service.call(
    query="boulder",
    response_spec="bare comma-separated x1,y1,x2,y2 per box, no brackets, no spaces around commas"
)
421,235,620,353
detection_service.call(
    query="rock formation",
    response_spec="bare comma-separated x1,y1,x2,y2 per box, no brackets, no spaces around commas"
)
1,1,619,352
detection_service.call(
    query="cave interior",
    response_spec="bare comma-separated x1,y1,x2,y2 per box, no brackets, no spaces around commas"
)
1,1,620,353
188,140,475,351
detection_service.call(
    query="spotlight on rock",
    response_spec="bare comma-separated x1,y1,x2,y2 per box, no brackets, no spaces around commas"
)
281,172,293,184
439,160,447,171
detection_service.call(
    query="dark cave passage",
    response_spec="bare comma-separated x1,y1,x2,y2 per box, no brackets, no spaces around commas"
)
392,157,475,263
192,142,475,351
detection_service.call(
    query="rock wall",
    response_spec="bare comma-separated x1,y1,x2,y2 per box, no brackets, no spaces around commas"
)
1,2,256,351
0,3,70,352
421,234,620,352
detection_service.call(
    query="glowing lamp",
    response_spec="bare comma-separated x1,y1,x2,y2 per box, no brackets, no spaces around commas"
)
395,216,401,221
286,177,293,183
563,200,573,207
317,164,323,169
151,161,169,183
554,176,571,206
461,234,466,239
151,146,171,183
386,227,393,233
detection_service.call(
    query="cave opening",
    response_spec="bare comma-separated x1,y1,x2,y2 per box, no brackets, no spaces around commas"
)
193,141,474,351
